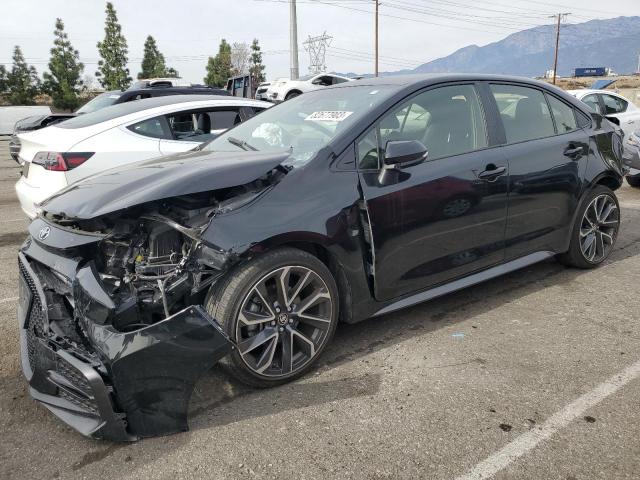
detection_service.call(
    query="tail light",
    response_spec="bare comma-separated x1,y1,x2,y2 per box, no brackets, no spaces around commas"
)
32,151,94,171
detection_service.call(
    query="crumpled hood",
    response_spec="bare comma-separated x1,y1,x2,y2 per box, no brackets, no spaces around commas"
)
14,113,76,132
40,149,290,219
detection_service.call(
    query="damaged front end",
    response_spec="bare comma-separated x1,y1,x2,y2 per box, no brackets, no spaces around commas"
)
19,155,288,440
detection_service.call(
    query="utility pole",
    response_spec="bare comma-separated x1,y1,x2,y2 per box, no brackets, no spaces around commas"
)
637,51,640,74
550,12,571,85
374,0,379,77
290,0,299,80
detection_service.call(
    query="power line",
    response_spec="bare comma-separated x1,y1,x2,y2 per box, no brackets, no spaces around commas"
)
303,32,332,73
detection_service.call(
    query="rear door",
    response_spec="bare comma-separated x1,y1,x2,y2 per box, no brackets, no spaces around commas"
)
358,83,509,301
158,106,245,154
489,83,589,260
599,93,637,138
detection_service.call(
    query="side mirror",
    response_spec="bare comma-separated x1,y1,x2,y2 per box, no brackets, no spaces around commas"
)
384,140,428,167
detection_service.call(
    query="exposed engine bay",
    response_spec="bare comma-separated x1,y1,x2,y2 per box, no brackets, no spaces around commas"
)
42,167,285,332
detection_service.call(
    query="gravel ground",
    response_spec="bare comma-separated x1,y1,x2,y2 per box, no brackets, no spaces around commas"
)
0,136,639,480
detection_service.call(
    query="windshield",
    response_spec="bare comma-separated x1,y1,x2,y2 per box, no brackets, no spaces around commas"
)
203,85,395,167
76,92,122,114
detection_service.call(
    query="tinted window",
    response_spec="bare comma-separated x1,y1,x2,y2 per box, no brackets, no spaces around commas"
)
57,95,222,128
370,84,487,162
601,94,628,114
165,108,242,142
76,91,122,114
491,84,554,143
582,94,602,114
546,94,577,133
211,109,241,130
127,117,167,139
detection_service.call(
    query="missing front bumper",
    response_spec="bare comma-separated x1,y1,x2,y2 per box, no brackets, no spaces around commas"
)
18,251,233,441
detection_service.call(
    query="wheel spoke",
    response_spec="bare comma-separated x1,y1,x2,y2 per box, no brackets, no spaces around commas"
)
291,328,315,358
287,270,312,307
600,203,617,224
582,232,596,258
600,231,614,244
297,290,330,315
254,282,275,317
596,231,605,259
239,308,274,326
280,328,293,374
297,312,331,329
254,335,278,373
275,267,291,307
238,327,278,355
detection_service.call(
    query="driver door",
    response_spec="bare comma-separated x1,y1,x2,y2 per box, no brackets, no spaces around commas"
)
357,83,509,302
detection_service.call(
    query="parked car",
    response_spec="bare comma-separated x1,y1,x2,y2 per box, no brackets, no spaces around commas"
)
622,129,640,187
9,83,229,163
19,74,623,441
255,82,270,100
568,89,639,138
15,95,269,218
265,73,352,102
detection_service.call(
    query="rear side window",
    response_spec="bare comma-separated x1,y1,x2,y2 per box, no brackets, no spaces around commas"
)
546,94,577,133
165,108,241,142
582,94,602,114
491,84,554,143
601,94,628,114
127,117,167,139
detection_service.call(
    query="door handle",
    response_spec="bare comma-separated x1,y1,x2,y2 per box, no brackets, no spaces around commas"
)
478,165,506,181
563,145,584,159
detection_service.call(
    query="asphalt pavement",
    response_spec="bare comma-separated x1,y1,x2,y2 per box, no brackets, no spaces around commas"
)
0,137,639,480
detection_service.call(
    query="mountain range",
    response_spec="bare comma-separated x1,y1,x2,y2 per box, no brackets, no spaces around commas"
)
341,16,640,78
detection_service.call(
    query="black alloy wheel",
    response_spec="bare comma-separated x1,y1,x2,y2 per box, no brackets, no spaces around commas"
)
205,248,338,387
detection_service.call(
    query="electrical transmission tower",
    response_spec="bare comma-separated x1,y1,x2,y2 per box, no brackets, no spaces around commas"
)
303,32,333,74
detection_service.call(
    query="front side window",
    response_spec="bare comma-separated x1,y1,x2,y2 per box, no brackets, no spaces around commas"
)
582,94,602,114
164,108,241,142
546,94,577,133
601,94,628,114
358,84,487,167
127,117,167,139
491,84,555,143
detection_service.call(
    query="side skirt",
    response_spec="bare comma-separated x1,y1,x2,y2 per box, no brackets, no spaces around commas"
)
373,251,555,317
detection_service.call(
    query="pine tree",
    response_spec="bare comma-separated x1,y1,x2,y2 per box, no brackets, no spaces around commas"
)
7,46,40,105
204,39,232,87
96,2,131,90
138,35,167,79
43,18,84,111
0,65,7,96
249,39,266,88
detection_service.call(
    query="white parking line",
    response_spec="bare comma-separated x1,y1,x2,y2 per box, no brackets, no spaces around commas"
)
455,358,640,480
0,297,17,304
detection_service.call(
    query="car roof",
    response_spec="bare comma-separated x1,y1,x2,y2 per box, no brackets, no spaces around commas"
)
56,95,269,130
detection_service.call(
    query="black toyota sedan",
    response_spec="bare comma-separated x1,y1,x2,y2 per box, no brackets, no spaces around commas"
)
18,74,624,440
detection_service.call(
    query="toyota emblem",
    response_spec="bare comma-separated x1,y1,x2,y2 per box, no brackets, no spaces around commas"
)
38,226,51,241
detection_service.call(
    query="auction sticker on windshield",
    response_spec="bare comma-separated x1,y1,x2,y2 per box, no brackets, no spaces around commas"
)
305,111,353,122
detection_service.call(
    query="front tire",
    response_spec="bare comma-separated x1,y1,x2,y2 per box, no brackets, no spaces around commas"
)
205,248,339,388
285,91,300,100
557,185,620,269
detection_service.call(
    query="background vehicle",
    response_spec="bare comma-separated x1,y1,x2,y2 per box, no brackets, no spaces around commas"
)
20,74,623,441
265,73,352,102
255,82,271,100
9,82,229,163
15,95,269,218
568,89,639,137
622,129,640,187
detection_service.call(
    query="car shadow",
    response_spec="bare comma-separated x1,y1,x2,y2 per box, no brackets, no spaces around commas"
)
188,228,640,431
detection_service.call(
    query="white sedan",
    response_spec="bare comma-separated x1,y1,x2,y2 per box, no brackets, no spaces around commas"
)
568,89,639,137
265,73,352,102
15,95,270,218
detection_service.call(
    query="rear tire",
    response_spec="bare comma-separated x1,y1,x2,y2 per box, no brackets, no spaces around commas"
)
205,247,339,388
557,185,620,269
626,175,640,188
